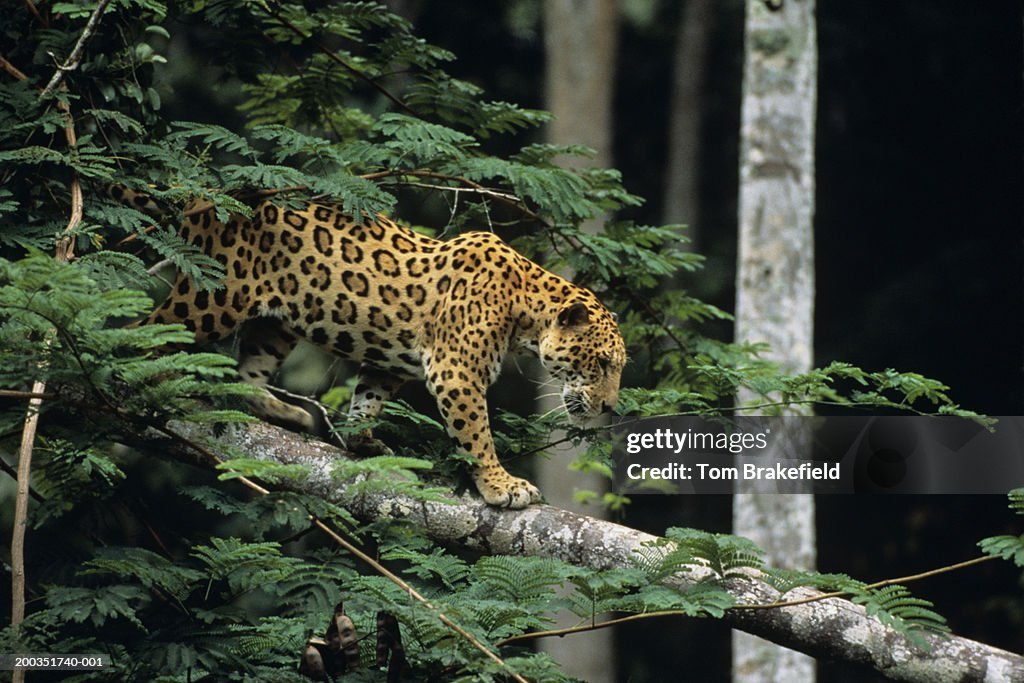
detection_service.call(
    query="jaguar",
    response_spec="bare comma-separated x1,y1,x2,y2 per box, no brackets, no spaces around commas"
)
126,188,626,508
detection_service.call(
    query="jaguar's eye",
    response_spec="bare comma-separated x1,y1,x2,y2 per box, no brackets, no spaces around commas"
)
597,356,611,375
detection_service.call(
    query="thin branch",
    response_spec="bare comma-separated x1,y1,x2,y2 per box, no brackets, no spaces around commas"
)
0,390,57,400
497,609,688,647
7,1,106,662
733,555,999,611
23,0,47,27
0,53,30,81
378,180,522,205
261,1,419,118
38,0,113,101
10,380,46,637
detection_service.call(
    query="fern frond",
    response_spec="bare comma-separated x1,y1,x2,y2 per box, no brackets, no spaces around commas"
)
471,556,580,605
565,567,646,618
76,250,152,290
609,583,735,619
216,458,311,485
761,569,864,597
44,584,149,630
852,584,950,638
376,112,478,164
978,534,1024,566
660,529,765,580
190,538,303,595
383,546,470,590
81,547,204,602
168,121,258,159
134,227,226,292
181,485,262,520
466,599,554,640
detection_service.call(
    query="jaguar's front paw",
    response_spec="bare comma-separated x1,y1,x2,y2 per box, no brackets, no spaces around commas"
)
474,470,542,509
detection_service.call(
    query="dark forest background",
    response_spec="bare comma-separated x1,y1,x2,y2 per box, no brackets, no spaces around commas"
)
390,2,1024,679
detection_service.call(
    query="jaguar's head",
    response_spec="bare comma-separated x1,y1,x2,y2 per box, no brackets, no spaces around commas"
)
538,299,626,424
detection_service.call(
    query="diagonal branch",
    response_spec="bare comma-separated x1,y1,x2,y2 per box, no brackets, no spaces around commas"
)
39,0,113,101
260,1,419,118
162,417,1024,683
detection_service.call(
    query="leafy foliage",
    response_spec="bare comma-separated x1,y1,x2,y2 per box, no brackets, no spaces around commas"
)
851,585,950,642
0,251,257,430
760,568,950,644
979,489,1024,566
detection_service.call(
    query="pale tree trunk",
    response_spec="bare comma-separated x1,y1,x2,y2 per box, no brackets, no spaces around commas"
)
662,0,712,244
544,0,617,172
733,1,818,681
540,1,618,680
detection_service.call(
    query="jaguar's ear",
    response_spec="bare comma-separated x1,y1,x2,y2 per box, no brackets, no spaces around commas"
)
610,311,618,323
557,302,590,328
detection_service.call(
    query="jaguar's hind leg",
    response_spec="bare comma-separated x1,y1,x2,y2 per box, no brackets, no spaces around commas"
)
237,318,315,432
341,365,406,456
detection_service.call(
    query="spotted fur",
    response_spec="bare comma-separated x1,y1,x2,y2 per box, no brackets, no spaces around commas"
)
138,195,626,508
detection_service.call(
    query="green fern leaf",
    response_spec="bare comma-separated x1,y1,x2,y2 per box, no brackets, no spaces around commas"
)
81,547,204,602
383,546,470,589
216,458,311,485
190,538,303,595
134,227,226,292
45,584,149,630
978,534,1024,566
168,121,258,159
472,556,580,605
852,584,950,637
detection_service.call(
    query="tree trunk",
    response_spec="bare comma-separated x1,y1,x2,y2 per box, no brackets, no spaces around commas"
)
543,0,617,172
540,2,619,680
662,0,713,245
734,0,819,680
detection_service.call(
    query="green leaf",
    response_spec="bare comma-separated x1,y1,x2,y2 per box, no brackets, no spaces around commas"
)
216,458,311,484
978,534,1024,566
45,584,149,631
81,548,204,602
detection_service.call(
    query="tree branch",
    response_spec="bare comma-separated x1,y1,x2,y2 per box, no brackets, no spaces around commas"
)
735,555,999,611
38,0,113,101
261,1,419,118
4,1,106,662
10,381,45,641
163,417,1024,683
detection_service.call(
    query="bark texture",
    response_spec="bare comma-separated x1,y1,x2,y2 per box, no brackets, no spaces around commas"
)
543,0,618,172
734,0,819,678
735,0,817,364
162,418,1024,682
